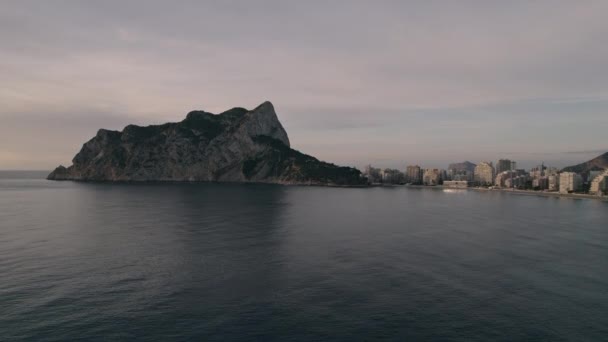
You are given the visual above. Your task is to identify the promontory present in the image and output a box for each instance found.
[47,101,366,186]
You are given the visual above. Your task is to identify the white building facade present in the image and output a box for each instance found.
[559,172,583,193]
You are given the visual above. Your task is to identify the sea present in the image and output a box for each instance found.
[1,171,607,341]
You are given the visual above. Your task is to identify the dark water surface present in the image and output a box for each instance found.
[1,172,607,341]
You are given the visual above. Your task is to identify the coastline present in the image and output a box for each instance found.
[8,173,608,199]
[403,185,608,202]
[466,186,608,201]
[372,183,608,201]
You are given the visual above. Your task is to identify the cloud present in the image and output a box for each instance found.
[1,1,608,169]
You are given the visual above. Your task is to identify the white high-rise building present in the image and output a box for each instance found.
[559,172,583,193]
[589,170,608,196]
[474,162,495,185]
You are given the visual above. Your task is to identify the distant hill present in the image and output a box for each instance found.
[448,161,476,172]
[561,152,608,174]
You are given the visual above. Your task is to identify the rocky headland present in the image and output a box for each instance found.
[48,101,366,186]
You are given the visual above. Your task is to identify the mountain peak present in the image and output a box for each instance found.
[241,101,289,147]
[252,101,274,113]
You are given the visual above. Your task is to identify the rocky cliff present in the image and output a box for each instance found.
[48,101,366,186]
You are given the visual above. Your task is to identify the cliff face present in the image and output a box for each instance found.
[48,101,365,186]
[562,152,608,174]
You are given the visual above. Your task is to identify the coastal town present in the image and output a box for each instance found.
[363,155,608,198]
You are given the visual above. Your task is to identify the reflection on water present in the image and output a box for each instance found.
[442,188,468,194]
[1,177,608,341]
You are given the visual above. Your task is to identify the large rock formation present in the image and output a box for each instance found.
[562,152,608,174]
[447,161,476,172]
[48,101,366,186]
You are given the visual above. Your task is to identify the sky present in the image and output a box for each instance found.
[1,1,608,170]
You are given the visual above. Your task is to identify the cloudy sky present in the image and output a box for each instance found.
[2,1,607,170]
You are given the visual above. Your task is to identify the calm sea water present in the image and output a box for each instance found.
[1,171,607,341]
